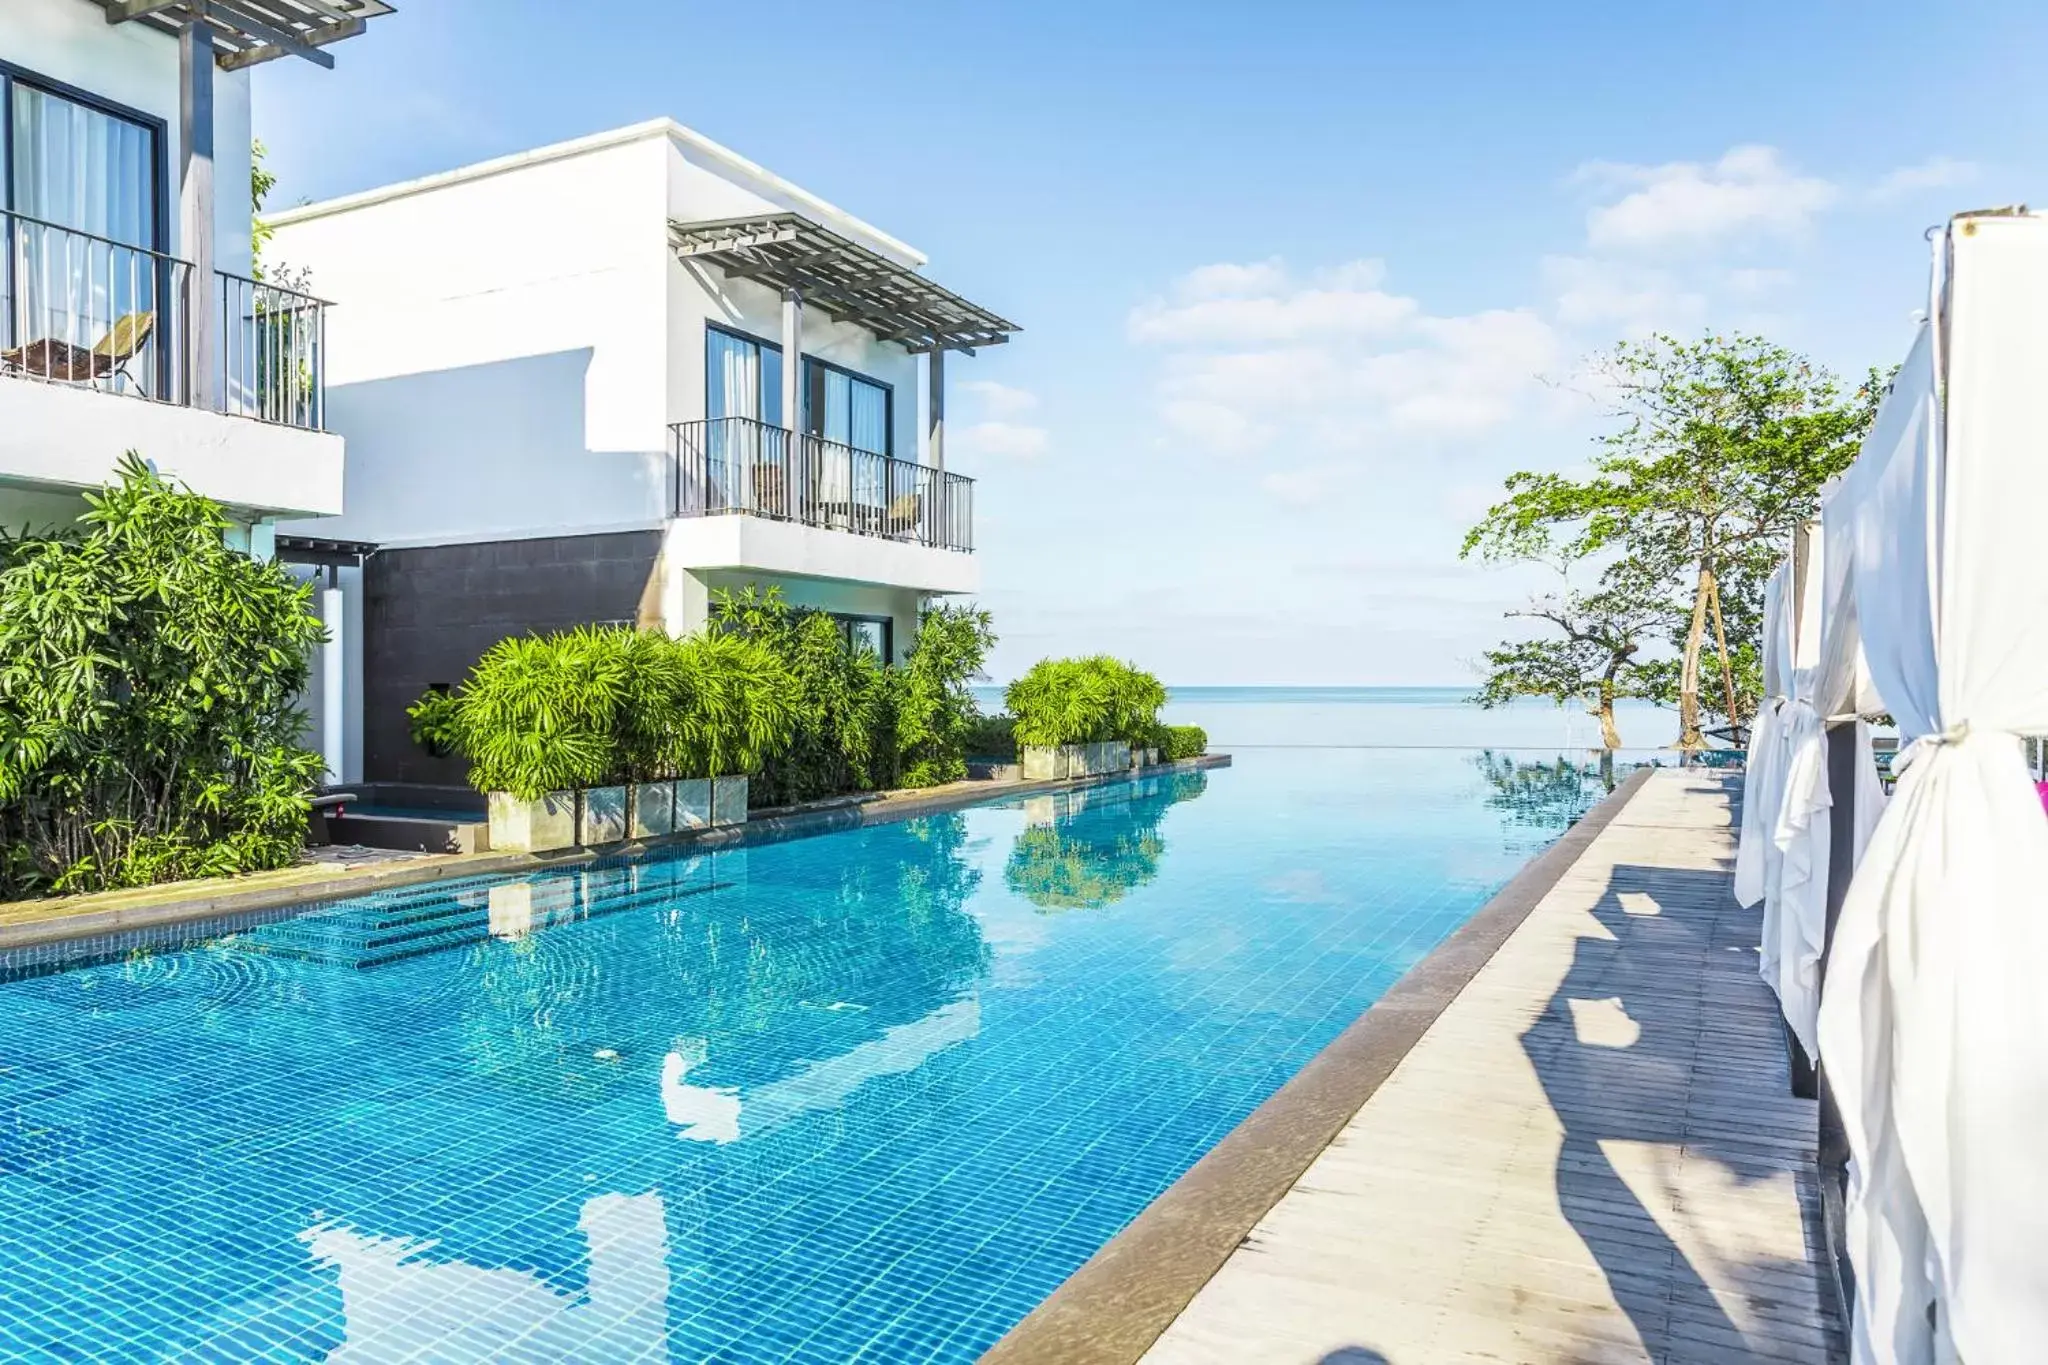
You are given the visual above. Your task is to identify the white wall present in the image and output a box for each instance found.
[267,132,674,546]
[1,0,254,276]
[0,378,343,515]
[663,137,922,464]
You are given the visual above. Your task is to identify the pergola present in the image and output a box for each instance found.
[90,0,393,395]
[93,0,394,70]
[671,212,1021,471]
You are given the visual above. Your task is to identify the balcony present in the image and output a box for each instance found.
[1,208,327,431]
[671,416,974,554]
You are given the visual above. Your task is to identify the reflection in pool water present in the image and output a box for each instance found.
[0,749,1611,1361]
[1004,771,1207,912]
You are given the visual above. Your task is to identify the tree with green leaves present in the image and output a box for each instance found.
[1472,569,1667,750]
[1463,333,1878,748]
[0,457,326,896]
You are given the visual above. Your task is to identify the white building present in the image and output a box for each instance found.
[266,119,1018,787]
[0,1,388,788]
[0,0,385,544]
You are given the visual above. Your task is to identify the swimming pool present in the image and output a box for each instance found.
[0,748,1616,1361]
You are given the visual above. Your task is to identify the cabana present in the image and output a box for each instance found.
[1789,210,2048,1363]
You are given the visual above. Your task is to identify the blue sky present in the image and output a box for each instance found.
[254,1,2048,684]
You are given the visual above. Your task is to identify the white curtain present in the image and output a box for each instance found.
[1735,567,1792,911]
[8,82,157,358]
[1818,216,2048,1364]
[1770,524,1833,1058]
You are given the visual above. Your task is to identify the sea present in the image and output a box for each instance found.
[972,685,1685,754]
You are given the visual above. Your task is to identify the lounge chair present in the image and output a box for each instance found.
[0,311,156,388]
[887,491,923,540]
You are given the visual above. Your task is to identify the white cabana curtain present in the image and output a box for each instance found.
[1769,526,1832,1058]
[1735,568,1792,911]
[1818,216,2048,1364]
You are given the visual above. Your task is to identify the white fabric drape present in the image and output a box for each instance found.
[1770,527,1831,1057]
[1818,216,2048,1365]
[8,81,158,356]
[1735,568,1792,911]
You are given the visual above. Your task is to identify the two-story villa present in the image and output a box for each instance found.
[0,0,387,779]
[267,120,1018,787]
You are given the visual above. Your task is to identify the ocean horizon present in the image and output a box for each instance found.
[971,684,1688,752]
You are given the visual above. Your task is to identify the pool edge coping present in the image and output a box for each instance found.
[979,763,1657,1365]
[0,755,1232,954]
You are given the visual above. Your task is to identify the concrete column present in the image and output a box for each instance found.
[780,289,801,435]
[179,21,217,410]
[927,347,945,472]
[321,579,346,786]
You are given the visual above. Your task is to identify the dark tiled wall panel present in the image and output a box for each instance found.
[363,531,662,784]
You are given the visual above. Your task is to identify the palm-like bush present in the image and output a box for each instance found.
[1006,656,1166,748]
[454,627,633,799]
[440,624,799,798]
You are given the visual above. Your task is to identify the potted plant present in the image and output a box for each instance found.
[458,628,629,853]
[1007,657,1163,780]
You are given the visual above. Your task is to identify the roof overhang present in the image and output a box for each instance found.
[670,213,1019,355]
[94,0,395,71]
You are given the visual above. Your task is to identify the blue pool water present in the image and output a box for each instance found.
[0,749,1618,1361]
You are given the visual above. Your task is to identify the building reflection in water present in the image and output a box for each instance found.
[303,1191,670,1361]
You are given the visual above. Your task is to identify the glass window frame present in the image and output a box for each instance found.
[703,321,784,426]
[801,354,894,458]
[0,60,167,249]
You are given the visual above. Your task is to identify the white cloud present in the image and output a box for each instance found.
[956,379,1039,419]
[1543,254,1705,335]
[951,381,1047,460]
[1133,260,1567,476]
[1575,145,1838,252]
[1128,258,1418,345]
[1869,156,1978,203]
[952,420,1048,461]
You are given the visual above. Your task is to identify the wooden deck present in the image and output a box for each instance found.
[1141,769,1840,1365]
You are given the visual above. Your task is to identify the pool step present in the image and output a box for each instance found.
[226,872,723,969]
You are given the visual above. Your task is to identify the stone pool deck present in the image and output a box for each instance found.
[989,767,1839,1365]
[0,756,1229,953]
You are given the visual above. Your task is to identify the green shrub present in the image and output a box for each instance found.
[444,624,799,799]
[1159,724,1207,760]
[406,687,461,757]
[452,626,633,799]
[965,713,1017,762]
[1005,656,1167,748]
[894,603,996,788]
[0,455,326,898]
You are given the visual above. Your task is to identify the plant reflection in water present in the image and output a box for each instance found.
[1003,770,1209,912]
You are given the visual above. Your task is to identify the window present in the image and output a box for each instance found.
[704,324,782,425]
[2,66,166,390]
[803,358,891,456]
[835,614,893,663]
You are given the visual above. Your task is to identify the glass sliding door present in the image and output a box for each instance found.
[803,360,892,531]
[703,325,786,515]
[3,74,166,396]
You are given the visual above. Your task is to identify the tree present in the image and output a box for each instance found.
[1464,334,1878,748]
[0,457,326,896]
[1472,569,1666,750]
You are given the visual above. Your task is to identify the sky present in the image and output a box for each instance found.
[253,1,2048,684]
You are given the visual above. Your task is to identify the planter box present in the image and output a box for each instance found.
[579,785,629,846]
[675,778,713,832]
[487,790,577,853]
[629,781,676,840]
[711,775,750,828]
[1022,741,1131,781]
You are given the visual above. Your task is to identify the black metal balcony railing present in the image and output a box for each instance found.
[0,208,327,432]
[671,416,975,553]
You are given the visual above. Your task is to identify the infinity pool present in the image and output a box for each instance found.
[0,749,1615,1361]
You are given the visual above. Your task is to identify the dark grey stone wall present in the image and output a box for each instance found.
[363,531,663,785]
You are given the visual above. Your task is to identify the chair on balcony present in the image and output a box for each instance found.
[887,491,923,541]
[0,311,156,389]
